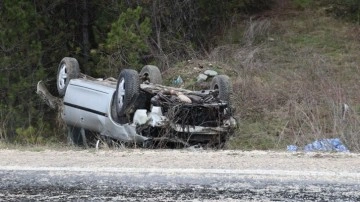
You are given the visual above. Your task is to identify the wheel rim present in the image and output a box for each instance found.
[58,64,67,90]
[117,78,125,110]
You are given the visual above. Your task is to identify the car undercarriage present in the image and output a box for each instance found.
[37,57,237,148]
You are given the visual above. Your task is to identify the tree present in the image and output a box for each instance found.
[0,0,46,142]
[0,0,103,143]
[0,0,275,143]
[97,6,152,76]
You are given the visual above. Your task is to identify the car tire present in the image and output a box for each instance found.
[67,126,87,146]
[115,69,140,123]
[57,57,80,97]
[140,65,162,84]
[210,75,232,103]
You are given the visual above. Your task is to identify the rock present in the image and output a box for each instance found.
[193,67,201,72]
[197,73,208,82]
[204,70,218,76]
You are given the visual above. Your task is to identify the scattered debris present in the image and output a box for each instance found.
[204,70,218,77]
[287,138,349,152]
[342,103,350,120]
[197,73,208,82]
[173,76,184,86]
[195,70,218,83]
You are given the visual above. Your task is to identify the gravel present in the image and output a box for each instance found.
[1,149,360,201]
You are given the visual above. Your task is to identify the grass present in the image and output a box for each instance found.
[0,140,113,152]
[0,140,64,151]
[188,5,360,151]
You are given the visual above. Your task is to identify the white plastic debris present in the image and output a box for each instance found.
[197,73,208,82]
[173,76,183,86]
[151,106,163,115]
[204,70,218,76]
[133,109,148,125]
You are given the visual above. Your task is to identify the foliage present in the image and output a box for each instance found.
[0,0,46,141]
[320,0,360,23]
[293,0,314,9]
[0,0,102,143]
[15,126,41,144]
[98,6,152,76]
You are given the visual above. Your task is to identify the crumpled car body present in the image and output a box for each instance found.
[56,57,236,146]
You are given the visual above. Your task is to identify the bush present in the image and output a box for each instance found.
[97,6,151,76]
[321,0,360,23]
[293,0,314,9]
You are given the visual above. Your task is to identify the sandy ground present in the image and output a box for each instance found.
[1,148,359,174]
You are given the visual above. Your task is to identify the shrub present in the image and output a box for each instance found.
[98,6,152,76]
[321,0,360,23]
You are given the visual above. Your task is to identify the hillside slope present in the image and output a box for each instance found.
[165,3,360,151]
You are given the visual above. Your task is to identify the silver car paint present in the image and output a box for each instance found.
[63,79,148,143]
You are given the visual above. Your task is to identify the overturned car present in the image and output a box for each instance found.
[40,57,236,147]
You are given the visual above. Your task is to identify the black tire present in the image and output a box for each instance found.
[140,65,162,84]
[115,69,140,123]
[67,126,87,146]
[57,57,80,97]
[210,75,232,103]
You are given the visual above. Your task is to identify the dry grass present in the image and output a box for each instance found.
[204,8,360,151]
[0,109,10,141]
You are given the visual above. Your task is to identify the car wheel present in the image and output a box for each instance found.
[210,75,232,103]
[57,57,80,97]
[67,126,87,147]
[115,69,140,123]
[140,65,162,84]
